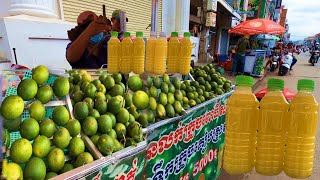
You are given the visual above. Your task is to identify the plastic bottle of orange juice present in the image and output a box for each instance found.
[146,31,157,73]
[154,32,167,75]
[132,32,145,74]
[256,78,289,176]
[284,79,319,178]
[223,75,259,175]
[107,31,121,74]
[179,32,192,75]
[167,32,180,74]
[120,32,133,74]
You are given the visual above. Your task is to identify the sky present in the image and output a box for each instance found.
[283,0,320,41]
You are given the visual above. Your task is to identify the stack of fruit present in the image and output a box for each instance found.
[189,64,232,97]
[253,56,264,75]
[1,63,233,179]
[146,74,184,120]
[145,64,231,116]
[1,66,94,180]
[68,71,145,156]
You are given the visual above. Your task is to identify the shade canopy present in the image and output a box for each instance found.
[255,88,296,100]
[229,18,286,35]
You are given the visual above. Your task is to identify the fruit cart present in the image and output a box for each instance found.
[244,50,266,77]
[50,91,232,180]
[1,64,233,180]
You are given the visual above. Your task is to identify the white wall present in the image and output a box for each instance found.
[1,16,74,69]
[162,0,176,36]
[162,0,191,36]
[175,0,190,35]
[0,1,10,17]
[0,20,12,61]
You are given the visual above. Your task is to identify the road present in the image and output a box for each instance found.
[220,52,320,180]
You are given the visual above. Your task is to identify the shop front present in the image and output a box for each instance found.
[216,0,241,55]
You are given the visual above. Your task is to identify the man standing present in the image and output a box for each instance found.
[232,34,251,76]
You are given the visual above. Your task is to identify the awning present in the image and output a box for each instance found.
[217,0,241,20]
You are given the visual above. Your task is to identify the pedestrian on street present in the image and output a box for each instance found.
[231,34,251,76]
[286,43,299,70]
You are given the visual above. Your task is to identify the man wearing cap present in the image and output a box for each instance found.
[110,9,128,41]
[232,34,251,76]
[66,10,127,69]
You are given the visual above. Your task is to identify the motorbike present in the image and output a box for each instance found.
[297,49,302,54]
[278,53,293,76]
[310,50,319,66]
[270,54,280,72]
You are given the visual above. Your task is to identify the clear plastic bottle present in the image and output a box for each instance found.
[107,31,121,74]
[223,75,259,175]
[179,32,192,75]
[284,79,319,178]
[132,32,145,74]
[256,78,289,176]
[146,31,157,73]
[154,32,167,75]
[167,32,180,74]
[120,32,133,74]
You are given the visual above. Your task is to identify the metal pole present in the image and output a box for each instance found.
[257,0,262,18]
[243,0,249,21]
[119,11,127,32]
[151,0,159,34]
[13,48,18,64]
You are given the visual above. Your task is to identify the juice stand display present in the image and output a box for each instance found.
[0,31,234,180]
[1,31,318,180]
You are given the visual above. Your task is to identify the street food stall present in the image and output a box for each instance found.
[243,49,266,77]
[228,18,286,77]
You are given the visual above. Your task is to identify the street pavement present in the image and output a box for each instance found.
[219,52,320,180]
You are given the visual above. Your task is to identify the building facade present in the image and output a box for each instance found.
[62,0,163,38]
[0,0,242,68]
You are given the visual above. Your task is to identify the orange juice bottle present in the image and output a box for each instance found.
[284,79,319,178]
[120,32,133,74]
[154,32,167,75]
[146,31,157,73]
[223,75,259,174]
[179,32,192,75]
[167,32,180,74]
[107,31,121,74]
[256,78,289,176]
[132,32,145,74]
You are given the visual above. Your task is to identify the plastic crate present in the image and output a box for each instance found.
[8,106,54,148]
[22,70,58,86]
[5,87,17,97]
[22,70,32,79]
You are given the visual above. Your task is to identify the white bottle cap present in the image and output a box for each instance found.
[160,32,166,37]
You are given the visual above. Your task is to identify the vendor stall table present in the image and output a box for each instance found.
[244,50,266,77]
[1,68,233,180]
[51,91,233,180]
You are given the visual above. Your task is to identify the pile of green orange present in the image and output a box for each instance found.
[68,70,144,156]
[144,66,232,119]
[145,74,184,121]
[1,66,93,180]
[190,64,232,96]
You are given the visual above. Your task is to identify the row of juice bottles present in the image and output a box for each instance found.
[224,76,319,179]
[107,31,193,75]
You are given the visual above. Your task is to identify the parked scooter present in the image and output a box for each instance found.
[278,52,293,76]
[297,48,302,54]
[270,54,280,72]
[310,50,319,66]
